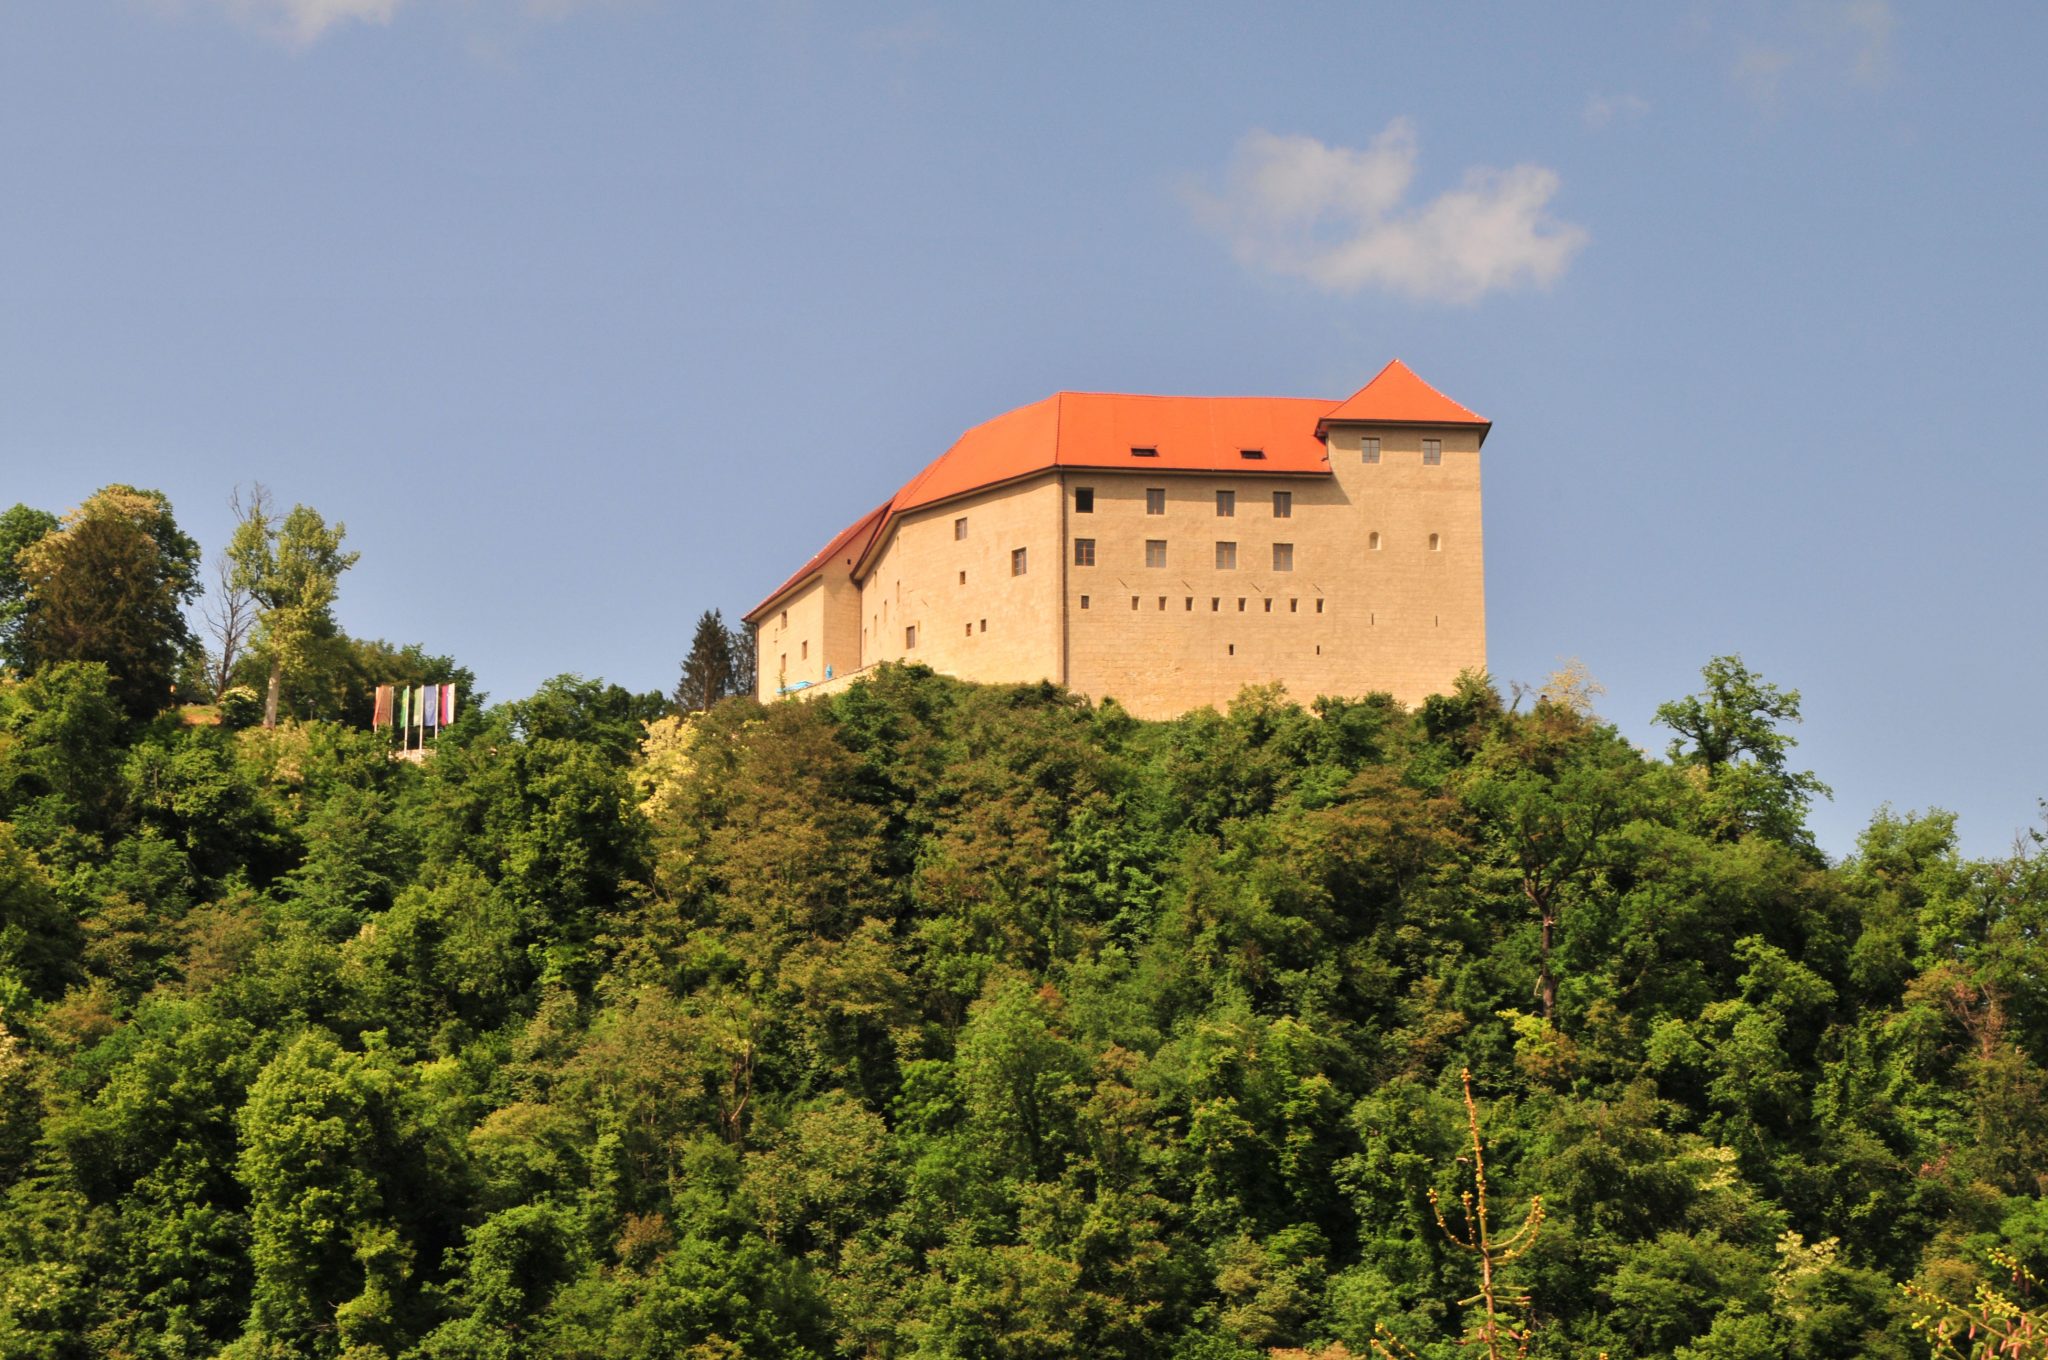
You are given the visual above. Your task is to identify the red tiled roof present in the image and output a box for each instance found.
[1317,358,1489,435]
[748,365,1482,622]
[889,391,1336,515]
[743,501,889,623]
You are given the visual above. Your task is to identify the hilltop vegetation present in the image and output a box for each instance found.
[2,641,2045,1358]
[1,473,2043,1358]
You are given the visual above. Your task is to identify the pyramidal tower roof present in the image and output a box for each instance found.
[1317,359,1489,438]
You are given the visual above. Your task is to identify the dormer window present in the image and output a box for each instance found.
[1131,446,1159,458]
[1240,448,1265,460]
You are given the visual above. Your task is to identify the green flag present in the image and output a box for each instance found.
[399,684,410,731]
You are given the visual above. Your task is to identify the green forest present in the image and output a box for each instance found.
[3,486,2047,1358]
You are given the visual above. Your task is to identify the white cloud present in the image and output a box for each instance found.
[1192,121,1588,307]
[1582,92,1650,130]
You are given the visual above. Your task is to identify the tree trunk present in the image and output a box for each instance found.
[263,662,281,728]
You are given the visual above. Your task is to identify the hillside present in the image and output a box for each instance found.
[1,659,2043,1358]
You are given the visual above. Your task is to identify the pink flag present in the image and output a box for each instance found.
[441,684,457,725]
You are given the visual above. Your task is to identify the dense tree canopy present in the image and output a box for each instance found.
[1,652,2044,1358]
[8,486,201,718]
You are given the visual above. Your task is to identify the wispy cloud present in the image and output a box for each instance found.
[156,0,616,49]
[1191,120,1588,307]
[1723,0,1897,110]
[1582,92,1650,130]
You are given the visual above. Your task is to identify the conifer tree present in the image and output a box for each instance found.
[675,608,739,712]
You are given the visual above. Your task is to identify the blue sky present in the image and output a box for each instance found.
[2,1,2043,858]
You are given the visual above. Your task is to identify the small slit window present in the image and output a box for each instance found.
[1263,598,1273,613]
[1074,538,1096,567]
[1237,598,1246,612]
[979,618,987,632]
[1369,531,1381,551]
[1423,438,1442,465]
[1316,599,1325,614]
[1074,487,1094,513]
[904,625,917,649]
[1130,596,1140,610]
[1080,595,1090,610]
[1429,533,1441,552]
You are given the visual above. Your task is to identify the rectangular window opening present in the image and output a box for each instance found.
[1215,489,1235,517]
[1145,487,1166,515]
[1145,539,1167,568]
[1423,438,1443,465]
[1012,547,1028,576]
[1361,437,1381,464]
[1074,538,1096,567]
[1131,445,1159,458]
[1273,542,1294,572]
[1074,486,1094,513]
[1131,596,1140,611]
[1215,541,1237,570]
[1080,596,1090,610]
[1237,598,1246,612]
[904,625,917,649]
[1157,596,1167,610]
[1316,599,1325,614]
[1240,448,1265,460]
[1263,598,1273,613]
[1184,597,1193,610]
[1272,490,1292,518]
[954,517,968,540]
[979,618,987,632]
[1289,598,1298,613]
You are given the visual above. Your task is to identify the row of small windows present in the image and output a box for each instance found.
[1080,595,1327,615]
[1357,437,1442,464]
[1073,487,1293,517]
[1072,539,1296,571]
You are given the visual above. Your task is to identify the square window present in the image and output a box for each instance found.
[1273,542,1294,571]
[1216,489,1235,517]
[905,625,917,649]
[1215,541,1237,570]
[1146,539,1167,568]
[1012,547,1028,576]
[1074,538,1096,567]
[1146,487,1166,515]
[1361,437,1380,464]
[1272,490,1292,518]
[1075,486,1094,513]
[1423,438,1442,465]
[954,517,968,539]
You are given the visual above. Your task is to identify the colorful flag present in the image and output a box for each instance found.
[399,684,410,731]
[372,684,392,729]
[422,684,440,728]
[440,684,457,726]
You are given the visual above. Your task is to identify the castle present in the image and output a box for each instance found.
[743,360,1490,720]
